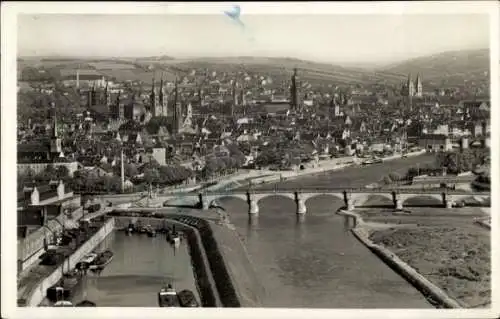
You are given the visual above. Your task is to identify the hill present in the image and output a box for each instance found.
[17,49,490,87]
[377,48,489,83]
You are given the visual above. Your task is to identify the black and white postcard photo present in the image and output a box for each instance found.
[1,2,498,319]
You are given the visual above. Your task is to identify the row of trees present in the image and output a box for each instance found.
[199,143,247,180]
[435,149,488,175]
[404,149,490,180]
[18,165,71,191]
[137,162,195,186]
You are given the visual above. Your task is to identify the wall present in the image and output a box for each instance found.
[25,217,115,306]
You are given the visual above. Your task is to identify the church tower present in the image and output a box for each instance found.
[172,77,182,134]
[150,76,159,116]
[290,68,299,111]
[159,75,168,117]
[50,109,62,154]
[231,80,239,116]
[415,73,423,97]
[407,73,415,97]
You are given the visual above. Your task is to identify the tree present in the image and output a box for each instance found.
[55,165,70,181]
[143,168,160,185]
[388,172,401,182]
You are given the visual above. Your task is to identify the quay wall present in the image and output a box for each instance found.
[26,217,115,307]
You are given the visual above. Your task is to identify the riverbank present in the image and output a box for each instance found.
[17,217,115,306]
[338,208,490,308]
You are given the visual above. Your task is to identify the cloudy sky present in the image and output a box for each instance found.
[18,13,490,65]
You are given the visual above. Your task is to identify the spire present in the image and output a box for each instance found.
[52,107,58,138]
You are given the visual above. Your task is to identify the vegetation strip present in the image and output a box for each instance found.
[338,210,463,309]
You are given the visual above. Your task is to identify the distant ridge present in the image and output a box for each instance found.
[377,48,489,80]
[18,48,490,85]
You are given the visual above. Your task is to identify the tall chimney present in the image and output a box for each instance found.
[76,69,80,88]
[121,150,125,193]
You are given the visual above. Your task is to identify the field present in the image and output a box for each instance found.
[17,48,489,86]
[358,206,490,308]
[89,62,136,70]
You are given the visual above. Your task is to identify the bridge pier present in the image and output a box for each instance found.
[295,192,307,216]
[199,193,210,210]
[445,200,454,209]
[395,199,403,210]
[346,199,355,211]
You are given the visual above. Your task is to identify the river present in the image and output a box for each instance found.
[75,154,436,307]
[220,154,437,308]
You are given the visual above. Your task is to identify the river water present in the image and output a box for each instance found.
[220,154,437,308]
[74,154,436,307]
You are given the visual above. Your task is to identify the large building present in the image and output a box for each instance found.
[150,76,169,117]
[17,113,78,176]
[401,73,423,98]
[418,134,452,152]
[290,68,301,111]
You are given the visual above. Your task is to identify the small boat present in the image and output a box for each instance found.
[76,253,98,270]
[89,250,114,270]
[126,223,135,235]
[147,229,157,237]
[167,226,181,246]
[46,286,66,303]
[158,284,180,307]
[76,300,97,307]
[54,300,73,307]
[178,289,199,307]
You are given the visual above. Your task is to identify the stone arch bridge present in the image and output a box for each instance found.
[162,188,490,217]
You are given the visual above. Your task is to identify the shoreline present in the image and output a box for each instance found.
[337,209,487,309]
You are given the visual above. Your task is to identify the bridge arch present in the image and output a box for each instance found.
[254,192,296,204]
[401,193,443,206]
[359,193,395,207]
[208,194,248,208]
[300,192,344,203]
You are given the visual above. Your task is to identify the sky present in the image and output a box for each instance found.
[17,13,490,65]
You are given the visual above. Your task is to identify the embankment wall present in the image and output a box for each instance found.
[26,217,115,307]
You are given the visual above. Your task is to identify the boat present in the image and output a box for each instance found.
[126,223,135,235]
[138,225,148,234]
[46,286,66,303]
[167,226,181,246]
[362,159,374,165]
[53,300,73,307]
[158,284,180,307]
[89,250,114,270]
[75,300,97,307]
[145,225,157,237]
[177,289,199,307]
[75,253,98,270]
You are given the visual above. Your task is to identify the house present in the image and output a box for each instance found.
[418,134,452,152]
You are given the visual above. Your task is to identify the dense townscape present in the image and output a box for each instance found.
[17,53,491,196]
[16,49,491,309]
